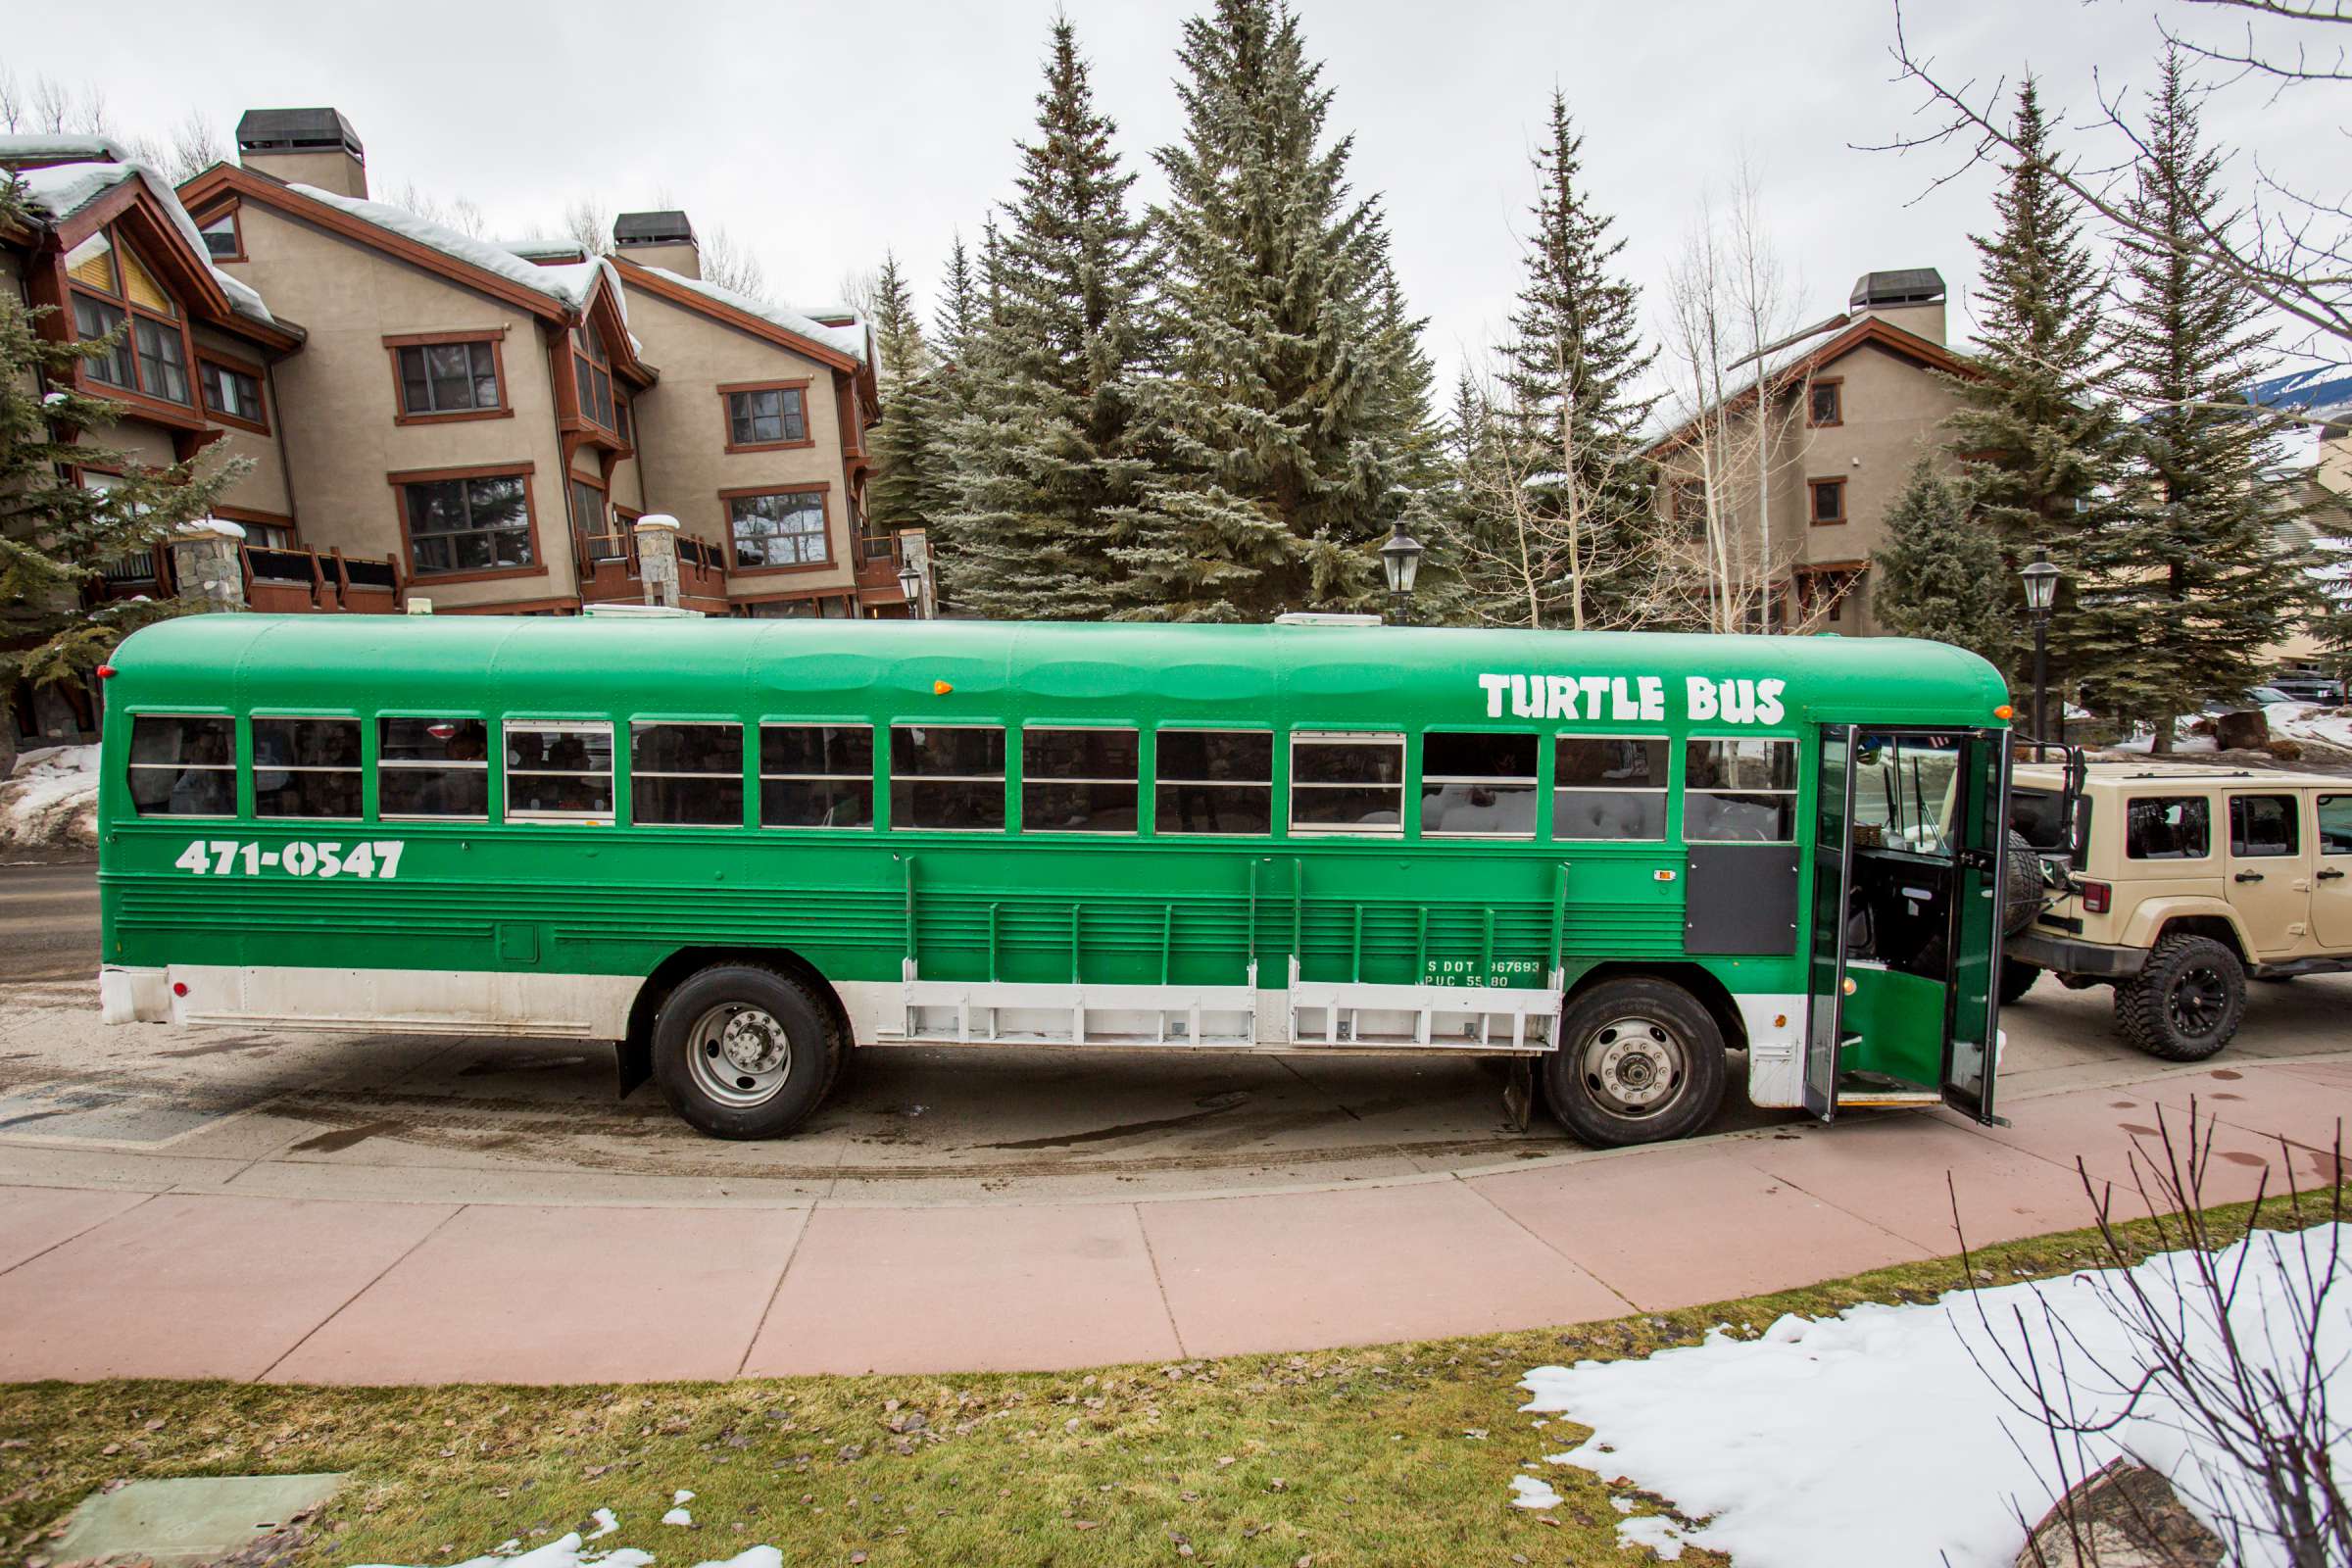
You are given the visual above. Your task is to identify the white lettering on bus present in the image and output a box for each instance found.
[1478,672,1774,724]
[174,839,406,879]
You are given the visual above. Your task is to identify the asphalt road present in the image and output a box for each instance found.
[7,857,2349,1203]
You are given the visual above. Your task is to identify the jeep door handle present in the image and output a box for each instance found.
[2235,871,2266,883]
[2321,868,2347,881]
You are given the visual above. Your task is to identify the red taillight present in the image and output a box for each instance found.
[172,981,188,997]
[2080,880,2112,914]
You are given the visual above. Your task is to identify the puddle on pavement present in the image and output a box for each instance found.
[0,1081,276,1143]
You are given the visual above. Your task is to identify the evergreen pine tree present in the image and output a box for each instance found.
[1870,458,2014,667]
[866,250,930,391]
[1474,90,1658,630]
[1944,78,2121,693]
[1115,0,1438,620]
[2082,48,2307,744]
[936,18,1162,621]
[904,235,982,599]
[866,250,942,543]
[0,176,246,779]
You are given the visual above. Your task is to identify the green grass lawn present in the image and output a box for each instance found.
[2,1189,2332,1568]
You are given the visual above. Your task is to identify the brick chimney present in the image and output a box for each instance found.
[1848,269,1945,345]
[235,108,367,198]
[613,210,699,280]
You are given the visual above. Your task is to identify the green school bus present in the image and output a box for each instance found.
[94,612,2018,1146]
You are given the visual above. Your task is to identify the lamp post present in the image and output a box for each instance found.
[897,562,926,620]
[1380,520,1424,625]
[2020,553,2060,740]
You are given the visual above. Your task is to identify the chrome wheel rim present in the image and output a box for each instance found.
[687,1004,794,1108]
[2167,965,2230,1038]
[1581,1015,1687,1118]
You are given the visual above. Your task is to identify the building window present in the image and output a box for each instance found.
[724,383,810,449]
[1420,731,1538,838]
[727,489,829,569]
[614,391,632,445]
[1808,379,1842,427]
[252,717,362,819]
[631,722,744,827]
[1553,736,1668,841]
[393,339,503,417]
[1685,737,1797,843]
[760,724,874,828]
[1794,569,1861,626]
[199,360,268,430]
[573,319,615,431]
[74,295,133,389]
[891,725,1005,831]
[131,318,190,405]
[67,232,192,406]
[126,714,235,817]
[398,470,535,576]
[1667,476,1708,534]
[198,209,240,261]
[1290,731,1404,836]
[570,477,616,561]
[1155,729,1272,837]
[505,720,614,823]
[378,717,489,818]
[1809,478,1847,525]
[1022,727,1139,834]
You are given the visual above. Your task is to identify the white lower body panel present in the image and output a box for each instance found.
[103,962,639,1039]
[1734,993,1808,1108]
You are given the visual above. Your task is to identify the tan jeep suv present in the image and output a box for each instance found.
[2006,762,2352,1059]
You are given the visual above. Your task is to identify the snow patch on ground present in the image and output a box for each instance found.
[1518,1224,2352,1568]
[1506,1474,1560,1509]
[352,1513,787,1568]
[1615,1513,1688,1559]
[585,1509,617,1540]
[2268,702,2352,753]
[660,1508,693,1527]
[1,745,98,850]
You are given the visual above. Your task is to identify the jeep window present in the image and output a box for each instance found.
[2011,787,2085,854]
[2229,794,2300,858]
[2125,797,2210,860]
[2321,795,2352,856]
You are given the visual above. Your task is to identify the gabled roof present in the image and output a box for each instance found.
[1646,315,1978,456]
[4,152,297,347]
[612,255,874,400]
[178,164,651,378]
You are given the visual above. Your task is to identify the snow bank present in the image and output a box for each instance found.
[1518,1224,2352,1568]
[1,745,98,850]
[2268,701,2352,753]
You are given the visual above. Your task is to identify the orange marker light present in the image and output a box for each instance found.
[933,679,954,696]
[1993,704,2014,720]
[94,664,117,680]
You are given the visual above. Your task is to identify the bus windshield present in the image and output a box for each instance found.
[1853,733,1961,858]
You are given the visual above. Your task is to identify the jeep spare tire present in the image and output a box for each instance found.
[2002,829,2045,937]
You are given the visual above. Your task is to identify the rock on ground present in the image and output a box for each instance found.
[2016,1461,2224,1568]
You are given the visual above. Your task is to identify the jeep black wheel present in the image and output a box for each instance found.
[1998,959,2041,1005]
[2114,934,2244,1062]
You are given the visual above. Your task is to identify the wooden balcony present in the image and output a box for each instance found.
[91,542,406,613]
[573,529,731,614]
[854,527,929,613]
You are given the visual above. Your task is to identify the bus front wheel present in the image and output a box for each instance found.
[653,964,843,1139]
[1543,978,1728,1148]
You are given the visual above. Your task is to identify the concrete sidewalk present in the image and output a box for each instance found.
[1,1058,2343,1385]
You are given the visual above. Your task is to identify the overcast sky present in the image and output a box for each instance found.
[14,0,2342,387]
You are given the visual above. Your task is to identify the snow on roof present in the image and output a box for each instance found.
[636,266,867,364]
[9,157,278,328]
[1641,317,1849,447]
[289,183,623,323]
[0,133,134,165]
[2251,365,2352,427]
[494,236,589,262]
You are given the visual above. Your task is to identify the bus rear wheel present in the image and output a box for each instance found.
[1543,978,1727,1148]
[654,963,843,1139]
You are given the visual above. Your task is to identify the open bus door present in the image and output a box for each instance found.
[1938,728,2007,1124]
[1803,724,1859,1121]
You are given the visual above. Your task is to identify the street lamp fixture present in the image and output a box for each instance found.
[897,563,926,619]
[1380,521,1424,625]
[2020,553,2060,740]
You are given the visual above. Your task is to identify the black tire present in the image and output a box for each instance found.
[1543,977,1728,1148]
[2113,934,2245,1062]
[653,963,843,1139]
[1998,958,2041,1005]
[2002,829,2047,938]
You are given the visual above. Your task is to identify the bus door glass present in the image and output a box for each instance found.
[1939,730,2006,1123]
[1803,724,1859,1120]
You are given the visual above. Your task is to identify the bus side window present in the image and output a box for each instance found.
[1552,736,1667,841]
[505,720,614,823]
[632,722,743,827]
[1684,737,1797,843]
[1023,727,1138,834]
[1155,730,1271,836]
[254,717,362,819]
[760,725,874,829]
[379,717,489,818]
[1420,731,1537,838]
[1291,731,1404,836]
[127,714,236,816]
[891,725,1005,831]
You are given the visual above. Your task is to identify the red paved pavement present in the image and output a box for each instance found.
[0,1060,2342,1385]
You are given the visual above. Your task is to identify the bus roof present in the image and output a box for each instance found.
[106,614,2011,730]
